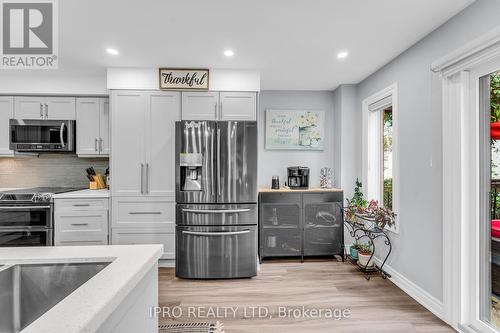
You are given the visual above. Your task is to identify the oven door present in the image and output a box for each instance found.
[0,204,52,229]
[0,229,52,246]
[9,119,74,152]
[176,225,257,279]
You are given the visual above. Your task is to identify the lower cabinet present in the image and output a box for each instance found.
[259,191,344,260]
[54,198,109,246]
[111,197,175,259]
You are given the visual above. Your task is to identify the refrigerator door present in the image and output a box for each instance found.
[176,225,258,279]
[176,203,257,226]
[216,121,258,203]
[175,121,217,203]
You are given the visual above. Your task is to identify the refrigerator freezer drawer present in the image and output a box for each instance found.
[176,203,257,226]
[176,225,257,279]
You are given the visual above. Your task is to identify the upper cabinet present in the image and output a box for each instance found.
[0,97,14,157]
[181,91,257,121]
[76,98,109,157]
[219,92,257,121]
[181,92,219,120]
[14,96,76,120]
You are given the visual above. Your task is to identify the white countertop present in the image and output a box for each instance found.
[52,189,110,199]
[0,244,163,333]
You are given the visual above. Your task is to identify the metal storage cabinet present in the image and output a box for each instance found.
[259,190,343,261]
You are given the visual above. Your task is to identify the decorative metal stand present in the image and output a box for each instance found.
[343,215,392,280]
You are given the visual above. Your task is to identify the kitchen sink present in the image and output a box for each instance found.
[0,262,110,332]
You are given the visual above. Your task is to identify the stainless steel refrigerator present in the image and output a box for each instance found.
[175,121,258,279]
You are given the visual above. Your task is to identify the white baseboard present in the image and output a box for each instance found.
[344,243,444,319]
[158,259,175,268]
[373,258,445,320]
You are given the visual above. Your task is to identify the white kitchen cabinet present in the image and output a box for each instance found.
[111,90,180,197]
[0,97,14,157]
[181,91,257,121]
[54,198,109,246]
[219,92,257,120]
[112,227,175,260]
[76,97,110,157]
[181,91,219,120]
[14,96,75,120]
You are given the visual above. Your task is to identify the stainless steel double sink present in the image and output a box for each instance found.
[0,262,110,332]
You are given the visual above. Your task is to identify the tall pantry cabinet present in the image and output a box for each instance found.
[110,90,179,259]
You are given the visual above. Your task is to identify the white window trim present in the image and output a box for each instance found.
[436,24,500,333]
[362,82,399,234]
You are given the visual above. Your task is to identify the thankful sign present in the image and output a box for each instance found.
[159,68,209,90]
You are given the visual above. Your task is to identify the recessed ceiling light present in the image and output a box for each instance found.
[224,49,235,57]
[337,51,349,59]
[106,48,119,56]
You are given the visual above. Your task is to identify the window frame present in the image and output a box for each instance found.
[362,83,399,233]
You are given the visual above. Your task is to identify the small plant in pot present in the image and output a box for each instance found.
[349,243,361,260]
[345,179,368,222]
[358,243,374,268]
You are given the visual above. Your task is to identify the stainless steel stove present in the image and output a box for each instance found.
[0,187,83,247]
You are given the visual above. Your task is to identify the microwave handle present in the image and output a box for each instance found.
[60,122,66,148]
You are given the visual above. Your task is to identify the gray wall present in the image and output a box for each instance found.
[258,91,335,188]
[352,0,500,302]
[0,155,108,188]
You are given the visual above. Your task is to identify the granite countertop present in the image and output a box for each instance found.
[52,188,110,199]
[259,187,343,193]
[0,244,163,333]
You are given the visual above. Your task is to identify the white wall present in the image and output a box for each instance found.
[352,0,500,304]
[0,72,107,95]
[258,90,335,188]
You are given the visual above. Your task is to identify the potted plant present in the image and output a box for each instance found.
[350,243,361,260]
[345,179,368,222]
[358,243,374,268]
[364,200,397,229]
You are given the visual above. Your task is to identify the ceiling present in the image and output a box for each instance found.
[53,0,474,90]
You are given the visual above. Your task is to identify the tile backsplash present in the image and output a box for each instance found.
[0,154,109,188]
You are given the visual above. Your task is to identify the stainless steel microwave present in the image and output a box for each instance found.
[9,119,75,152]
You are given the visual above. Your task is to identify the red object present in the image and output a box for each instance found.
[493,220,500,239]
[491,122,500,140]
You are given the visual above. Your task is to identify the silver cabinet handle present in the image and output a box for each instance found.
[128,211,161,215]
[146,163,149,194]
[217,128,221,196]
[140,163,144,194]
[71,223,89,226]
[214,102,217,118]
[99,138,103,153]
[182,208,251,214]
[183,230,250,236]
[60,122,66,148]
[44,103,48,118]
[73,204,90,207]
[95,138,98,152]
[40,103,43,118]
[219,102,223,119]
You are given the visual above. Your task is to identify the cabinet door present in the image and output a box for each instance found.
[76,98,101,156]
[54,210,108,245]
[219,92,256,121]
[111,91,146,196]
[0,97,14,156]
[181,91,218,120]
[14,96,44,119]
[112,227,175,259]
[146,92,180,197]
[99,98,110,155]
[46,97,76,120]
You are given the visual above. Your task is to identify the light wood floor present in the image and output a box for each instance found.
[158,260,454,333]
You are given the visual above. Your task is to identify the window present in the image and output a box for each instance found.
[362,83,398,232]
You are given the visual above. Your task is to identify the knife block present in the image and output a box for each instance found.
[89,173,106,190]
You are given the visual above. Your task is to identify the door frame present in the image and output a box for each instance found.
[433,25,500,332]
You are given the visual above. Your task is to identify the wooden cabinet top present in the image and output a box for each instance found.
[259,187,343,193]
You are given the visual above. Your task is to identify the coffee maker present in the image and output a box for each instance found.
[287,167,310,190]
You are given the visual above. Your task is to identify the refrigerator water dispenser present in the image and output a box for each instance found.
[180,153,203,191]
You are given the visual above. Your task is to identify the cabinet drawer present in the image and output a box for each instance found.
[112,228,175,259]
[113,198,175,228]
[55,211,108,244]
[55,198,109,211]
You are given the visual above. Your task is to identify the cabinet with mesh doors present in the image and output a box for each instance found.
[259,191,344,261]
